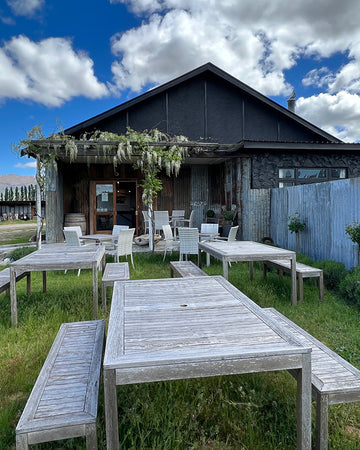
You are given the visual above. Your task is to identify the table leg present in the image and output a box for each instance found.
[26,273,31,295]
[10,267,17,326]
[104,368,119,450]
[249,262,254,281]
[222,258,229,280]
[92,262,98,319]
[296,352,312,449]
[198,249,203,268]
[42,271,47,293]
[290,256,297,306]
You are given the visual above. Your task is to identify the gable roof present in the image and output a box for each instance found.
[65,62,341,144]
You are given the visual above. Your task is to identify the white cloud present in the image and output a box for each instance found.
[0,35,109,106]
[7,0,43,17]
[109,0,360,96]
[296,92,360,142]
[107,0,360,141]
[15,161,36,169]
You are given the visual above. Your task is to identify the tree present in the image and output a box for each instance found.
[345,221,360,266]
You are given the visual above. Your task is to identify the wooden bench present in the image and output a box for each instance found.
[264,307,360,449]
[170,260,208,278]
[101,262,130,311]
[16,320,105,449]
[0,267,30,297]
[263,259,324,301]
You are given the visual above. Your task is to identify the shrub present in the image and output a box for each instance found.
[223,211,234,222]
[316,259,348,291]
[10,246,36,261]
[345,221,360,245]
[288,212,306,234]
[339,267,360,304]
[206,209,215,218]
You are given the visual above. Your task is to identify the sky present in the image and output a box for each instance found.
[2,0,360,176]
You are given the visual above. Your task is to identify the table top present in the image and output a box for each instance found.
[104,276,309,379]
[10,244,105,271]
[198,240,295,261]
[81,234,113,242]
[102,262,130,282]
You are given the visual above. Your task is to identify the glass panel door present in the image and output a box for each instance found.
[95,183,115,232]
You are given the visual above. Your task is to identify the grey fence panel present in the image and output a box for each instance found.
[242,189,271,241]
[270,178,360,269]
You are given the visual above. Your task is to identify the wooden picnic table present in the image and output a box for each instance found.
[9,244,105,326]
[81,233,113,243]
[103,275,312,449]
[198,240,297,305]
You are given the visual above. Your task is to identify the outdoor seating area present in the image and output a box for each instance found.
[1,221,360,449]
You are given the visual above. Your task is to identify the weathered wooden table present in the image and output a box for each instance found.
[103,276,311,449]
[101,262,130,311]
[10,244,105,326]
[81,233,113,244]
[198,240,297,305]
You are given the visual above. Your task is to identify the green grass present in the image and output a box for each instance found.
[1,252,360,448]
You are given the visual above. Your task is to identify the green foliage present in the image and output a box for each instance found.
[345,221,360,245]
[339,267,360,304]
[206,209,215,218]
[10,246,36,261]
[223,211,234,222]
[288,212,306,234]
[316,259,348,291]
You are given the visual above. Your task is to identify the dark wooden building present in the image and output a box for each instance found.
[26,63,360,242]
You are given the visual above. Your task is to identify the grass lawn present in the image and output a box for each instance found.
[1,251,360,449]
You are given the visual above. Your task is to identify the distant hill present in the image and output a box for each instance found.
[0,174,36,195]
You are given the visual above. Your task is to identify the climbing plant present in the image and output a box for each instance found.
[13,125,190,249]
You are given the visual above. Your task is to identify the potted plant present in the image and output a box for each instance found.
[288,212,306,252]
[345,221,360,266]
[221,211,235,237]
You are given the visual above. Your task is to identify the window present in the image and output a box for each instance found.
[278,167,347,187]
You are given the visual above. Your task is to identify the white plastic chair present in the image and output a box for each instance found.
[63,229,83,276]
[105,225,130,251]
[215,226,239,267]
[181,210,195,228]
[200,223,219,236]
[162,224,180,261]
[154,211,170,235]
[171,210,185,237]
[63,226,82,238]
[142,211,150,234]
[200,223,219,266]
[178,227,199,262]
[105,228,135,268]
[216,225,239,242]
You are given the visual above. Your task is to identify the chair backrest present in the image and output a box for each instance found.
[172,210,185,218]
[188,210,195,228]
[116,228,135,256]
[112,225,129,236]
[200,223,219,234]
[142,210,149,222]
[178,227,199,255]
[63,229,82,246]
[227,226,239,242]
[162,224,174,241]
[63,226,82,238]
[154,211,170,228]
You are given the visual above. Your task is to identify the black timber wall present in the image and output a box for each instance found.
[72,72,323,144]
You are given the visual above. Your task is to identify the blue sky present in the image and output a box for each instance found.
[1,0,360,176]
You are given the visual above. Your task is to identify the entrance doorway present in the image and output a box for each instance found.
[93,180,138,233]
